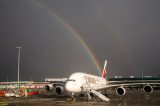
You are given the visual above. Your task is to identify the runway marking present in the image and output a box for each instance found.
[0,102,8,106]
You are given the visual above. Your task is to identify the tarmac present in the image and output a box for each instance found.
[0,89,160,106]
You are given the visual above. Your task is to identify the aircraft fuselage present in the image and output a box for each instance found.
[65,72,108,93]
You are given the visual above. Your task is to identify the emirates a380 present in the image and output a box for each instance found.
[45,60,160,102]
[65,60,159,102]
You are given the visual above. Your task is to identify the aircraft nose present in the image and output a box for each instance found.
[65,82,75,92]
[65,81,81,93]
[65,82,72,92]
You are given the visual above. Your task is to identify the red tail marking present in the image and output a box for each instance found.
[102,69,106,78]
[101,60,107,78]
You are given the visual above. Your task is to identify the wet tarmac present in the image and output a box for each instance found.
[0,90,160,106]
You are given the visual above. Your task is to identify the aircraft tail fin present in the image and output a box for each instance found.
[102,60,107,78]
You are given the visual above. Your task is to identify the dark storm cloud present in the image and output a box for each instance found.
[0,0,160,81]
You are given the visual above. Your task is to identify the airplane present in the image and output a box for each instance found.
[44,61,124,96]
[65,60,160,102]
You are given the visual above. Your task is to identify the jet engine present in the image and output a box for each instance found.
[116,87,126,96]
[55,86,65,95]
[44,84,54,92]
[143,85,153,93]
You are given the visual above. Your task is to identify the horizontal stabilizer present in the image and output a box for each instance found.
[90,89,110,102]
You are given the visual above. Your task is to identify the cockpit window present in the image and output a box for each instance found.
[67,79,75,81]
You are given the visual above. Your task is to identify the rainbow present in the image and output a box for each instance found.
[32,1,102,75]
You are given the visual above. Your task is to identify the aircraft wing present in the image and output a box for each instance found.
[92,82,160,91]
[90,89,110,102]
[0,81,34,84]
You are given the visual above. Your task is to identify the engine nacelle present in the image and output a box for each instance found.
[44,84,54,92]
[55,86,65,95]
[143,85,153,93]
[116,87,126,96]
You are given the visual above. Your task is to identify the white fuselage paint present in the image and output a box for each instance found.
[65,72,108,93]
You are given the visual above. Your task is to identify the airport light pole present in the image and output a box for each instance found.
[16,47,22,89]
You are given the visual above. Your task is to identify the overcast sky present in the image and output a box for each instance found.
[0,0,160,81]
